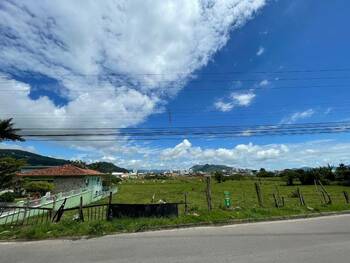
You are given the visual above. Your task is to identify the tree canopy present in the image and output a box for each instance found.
[0,118,24,142]
[0,157,26,190]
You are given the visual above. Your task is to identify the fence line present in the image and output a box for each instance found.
[0,187,118,225]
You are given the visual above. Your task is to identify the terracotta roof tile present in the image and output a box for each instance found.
[17,164,103,177]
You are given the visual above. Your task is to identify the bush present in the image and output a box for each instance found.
[280,169,299,186]
[213,171,224,183]
[24,181,54,196]
[256,168,275,178]
[102,174,121,187]
[0,192,15,202]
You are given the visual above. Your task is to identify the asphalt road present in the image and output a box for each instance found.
[1,215,350,263]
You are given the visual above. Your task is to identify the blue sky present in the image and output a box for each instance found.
[1,0,350,170]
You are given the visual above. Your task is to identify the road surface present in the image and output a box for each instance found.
[1,214,350,263]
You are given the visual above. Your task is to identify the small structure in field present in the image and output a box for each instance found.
[17,164,104,195]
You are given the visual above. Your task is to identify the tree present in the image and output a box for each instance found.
[88,162,128,173]
[0,118,24,142]
[256,168,275,178]
[24,181,54,196]
[317,165,335,181]
[213,171,224,183]
[0,157,26,190]
[70,160,87,169]
[102,174,121,188]
[280,169,299,186]
[335,163,350,181]
[298,168,331,185]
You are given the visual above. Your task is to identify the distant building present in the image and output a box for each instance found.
[17,164,104,195]
[112,172,129,179]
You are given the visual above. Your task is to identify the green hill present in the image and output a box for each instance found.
[0,150,128,173]
[88,162,129,173]
[0,149,69,166]
[190,164,234,173]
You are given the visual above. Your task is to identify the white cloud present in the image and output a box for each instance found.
[256,46,265,56]
[280,109,315,124]
[215,91,256,112]
[214,101,234,112]
[231,92,256,106]
[135,139,350,170]
[259,79,269,86]
[6,138,350,170]
[0,0,267,154]
[0,142,37,153]
[161,139,192,160]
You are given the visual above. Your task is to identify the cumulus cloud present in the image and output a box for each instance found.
[0,142,37,153]
[231,92,256,106]
[214,91,256,112]
[280,109,315,124]
[0,0,267,151]
[214,101,234,112]
[6,138,350,170]
[259,79,269,86]
[149,139,350,170]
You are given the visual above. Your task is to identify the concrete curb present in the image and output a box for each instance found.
[2,210,350,242]
[140,210,350,232]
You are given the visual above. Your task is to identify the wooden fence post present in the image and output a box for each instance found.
[318,180,332,204]
[184,192,189,215]
[273,193,279,208]
[297,187,306,206]
[22,198,30,225]
[254,182,264,207]
[106,191,113,221]
[205,176,212,211]
[79,196,84,222]
[52,198,66,223]
[343,191,349,204]
[314,180,325,204]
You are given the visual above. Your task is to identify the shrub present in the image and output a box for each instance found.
[0,192,15,202]
[280,169,299,186]
[213,171,224,183]
[24,181,54,196]
[102,174,121,187]
[256,168,275,178]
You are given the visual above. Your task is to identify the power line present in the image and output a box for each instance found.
[15,121,350,141]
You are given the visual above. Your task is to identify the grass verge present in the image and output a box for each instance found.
[1,177,350,241]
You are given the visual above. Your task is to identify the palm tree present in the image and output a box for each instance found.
[0,118,24,142]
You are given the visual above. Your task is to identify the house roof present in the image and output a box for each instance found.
[17,164,103,177]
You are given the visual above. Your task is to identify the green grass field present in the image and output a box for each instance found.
[111,177,350,214]
[1,177,350,240]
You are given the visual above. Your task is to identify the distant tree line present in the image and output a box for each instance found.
[280,164,350,186]
[212,164,350,186]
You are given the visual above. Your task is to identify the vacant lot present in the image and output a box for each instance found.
[110,177,350,217]
[1,177,350,240]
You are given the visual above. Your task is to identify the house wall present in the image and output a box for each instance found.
[53,177,87,193]
[53,176,103,194]
[21,175,103,194]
